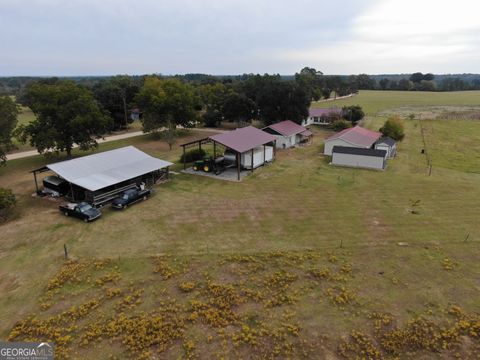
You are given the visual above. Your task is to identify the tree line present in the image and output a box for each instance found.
[2,67,359,160]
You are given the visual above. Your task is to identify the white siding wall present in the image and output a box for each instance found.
[375,143,397,158]
[324,138,361,155]
[275,134,298,149]
[302,117,314,126]
[332,153,385,170]
[241,146,274,169]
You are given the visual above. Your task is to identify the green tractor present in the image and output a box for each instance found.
[193,156,214,172]
[193,156,224,174]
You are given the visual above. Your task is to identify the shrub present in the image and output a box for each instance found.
[330,119,352,132]
[380,116,405,141]
[179,148,207,163]
[0,187,16,221]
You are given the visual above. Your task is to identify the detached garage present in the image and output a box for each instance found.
[332,146,387,170]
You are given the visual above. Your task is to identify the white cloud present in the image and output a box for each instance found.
[279,0,480,73]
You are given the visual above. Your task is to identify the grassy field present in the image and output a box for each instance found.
[1,92,480,359]
[312,90,480,115]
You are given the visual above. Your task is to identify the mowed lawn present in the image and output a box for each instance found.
[1,95,480,358]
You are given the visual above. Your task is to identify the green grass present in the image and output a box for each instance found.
[312,90,480,115]
[1,92,480,358]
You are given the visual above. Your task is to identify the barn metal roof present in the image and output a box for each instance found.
[325,126,381,147]
[47,146,173,191]
[209,126,277,153]
[332,146,386,158]
[265,120,308,137]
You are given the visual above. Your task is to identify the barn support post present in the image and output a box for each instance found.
[263,145,266,166]
[236,152,240,181]
[273,141,277,159]
[182,146,186,170]
[33,171,39,194]
[70,183,75,202]
[213,141,216,159]
[251,148,254,173]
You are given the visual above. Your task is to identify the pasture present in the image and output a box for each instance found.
[0,91,480,359]
[312,90,480,115]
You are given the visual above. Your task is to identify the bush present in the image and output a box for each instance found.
[330,119,352,132]
[380,116,405,141]
[0,187,16,221]
[180,148,207,163]
[342,105,365,124]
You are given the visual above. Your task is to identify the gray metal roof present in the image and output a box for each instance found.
[332,146,386,158]
[376,136,396,147]
[47,146,173,191]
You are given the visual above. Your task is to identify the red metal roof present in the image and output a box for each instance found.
[309,108,342,117]
[266,120,307,137]
[209,126,277,153]
[325,126,381,147]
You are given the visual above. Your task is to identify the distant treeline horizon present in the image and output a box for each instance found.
[1,72,480,95]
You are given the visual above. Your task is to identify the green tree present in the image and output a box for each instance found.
[240,74,309,125]
[330,119,352,131]
[222,92,256,125]
[379,78,390,90]
[410,72,425,84]
[136,77,199,149]
[380,116,405,141]
[92,76,140,130]
[0,96,19,164]
[342,105,365,124]
[397,78,413,91]
[294,67,324,101]
[198,82,229,127]
[16,80,110,157]
[354,74,376,90]
[418,80,437,91]
[0,187,16,221]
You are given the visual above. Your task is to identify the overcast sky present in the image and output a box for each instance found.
[1,0,479,76]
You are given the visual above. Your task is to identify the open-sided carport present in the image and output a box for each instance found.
[31,146,173,206]
[180,126,277,181]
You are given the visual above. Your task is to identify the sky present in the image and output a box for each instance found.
[1,0,479,76]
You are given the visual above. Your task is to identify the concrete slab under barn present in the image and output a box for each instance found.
[181,166,252,182]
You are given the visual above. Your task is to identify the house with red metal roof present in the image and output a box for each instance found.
[263,120,313,149]
[323,126,382,155]
[302,108,342,126]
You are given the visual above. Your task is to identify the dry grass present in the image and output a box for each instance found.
[1,97,480,358]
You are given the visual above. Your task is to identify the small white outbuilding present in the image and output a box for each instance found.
[375,137,397,158]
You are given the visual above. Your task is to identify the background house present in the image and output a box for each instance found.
[303,108,342,126]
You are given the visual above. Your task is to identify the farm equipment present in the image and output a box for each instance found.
[193,156,232,175]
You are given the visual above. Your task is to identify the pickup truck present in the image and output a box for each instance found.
[59,202,102,222]
[111,188,151,209]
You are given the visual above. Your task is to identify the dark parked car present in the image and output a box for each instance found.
[59,202,102,222]
[111,188,151,209]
